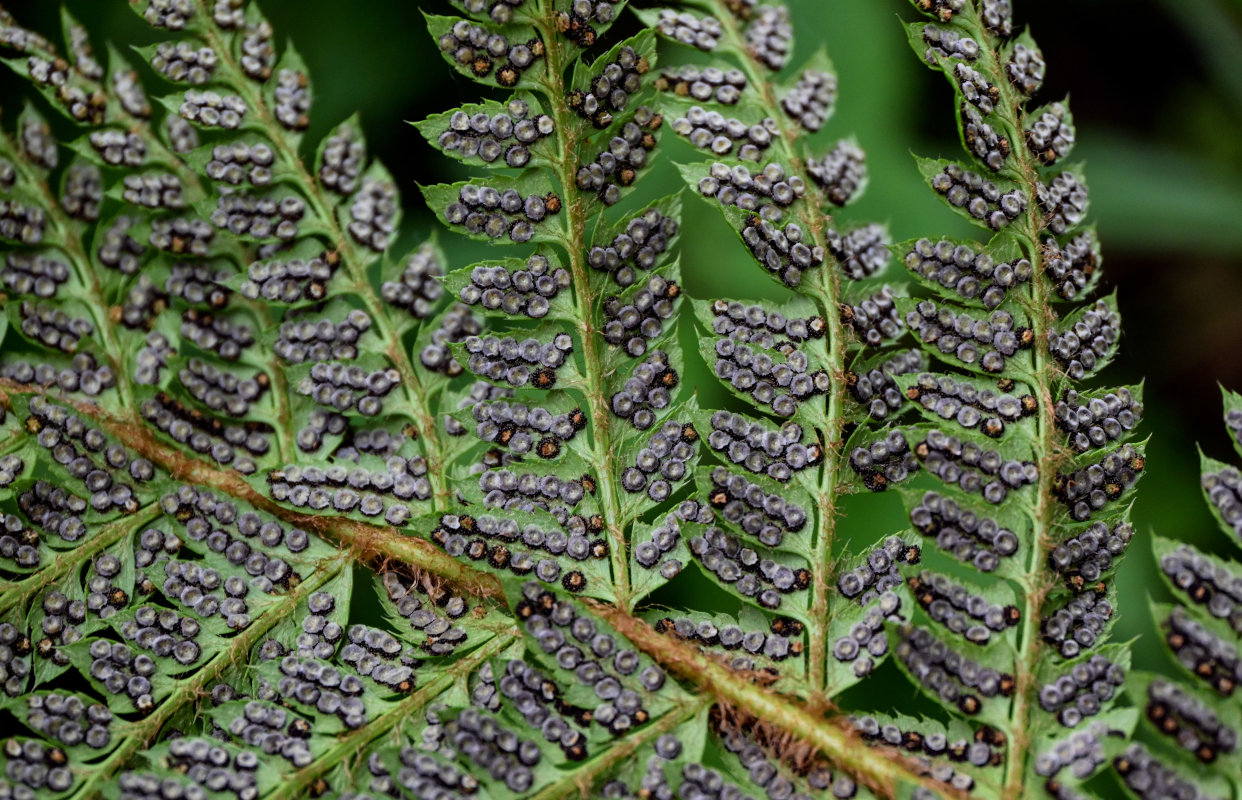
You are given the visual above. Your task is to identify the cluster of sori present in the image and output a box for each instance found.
[1039,171,1088,236]
[833,590,906,678]
[920,23,979,63]
[419,304,481,377]
[486,659,592,762]
[85,552,127,618]
[655,9,722,50]
[717,727,855,800]
[1053,443,1143,522]
[440,99,551,169]
[296,362,401,416]
[155,554,265,630]
[142,0,193,29]
[907,372,1036,438]
[0,511,39,570]
[171,738,263,797]
[1048,299,1119,380]
[378,243,444,320]
[836,535,921,601]
[132,526,177,574]
[952,62,998,116]
[602,274,679,356]
[119,604,204,666]
[478,466,592,521]
[222,699,314,768]
[119,171,184,210]
[148,215,215,256]
[17,300,92,354]
[433,511,603,589]
[698,161,806,224]
[1034,720,1110,791]
[855,723,995,793]
[827,223,889,281]
[33,589,86,666]
[24,692,112,750]
[706,411,822,482]
[1203,463,1242,544]
[275,309,372,364]
[849,429,919,491]
[1114,742,1213,800]
[293,591,344,660]
[1146,678,1238,763]
[1026,102,1075,165]
[27,397,147,510]
[140,392,271,471]
[275,655,369,729]
[1164,605,1241,695]
[905,301,1033,372]
[904,237,1031,309]
[807,140,867,207]
[273,68,311,131]
[909,490,1020,571]
[1055,387,1141,453]
[0,622,32,697]
[179,89,248,129]
[1006,42,1046,96]
[656,615,803,670]
[379,571,472,655]
[897,624,1014,715]
[518,582,667,721]
[17,481,89,548]
[1044,232,1099,301]
[179,359,268,416]
[706,464,806,545]
[472,401,585,458]
[166,261,230,308]
[463,332,572,389]
[96,218,144,275]
[688,525,809,610]
[847,349,926,421]
[577,106,661,206]
[1160,544,1242,634]
[909,570,1019,646]
[1048,519,1133,590]
[181,309,254,361]
[620,421,696,501]
[977,0,1013,34]
[1038,653,1125,727]
[655,64,746,105]
[21,116,57,170]
[2,251,68,297]
[87,638,159,712]
[347,175,397,252]
[1043,590,1113,659]
[780,69,837,133]
[62,163,103,220]
[610,349,679,429]
[567,44,645,130]
[930,162,1029,231]
[634,500,710,577]
[588,206,678,287]
[268,458,430,524]
[744,6,792,69]
[205,140,276,187]
[843,286,903,347]
[1,739,74,794]
[240,249,340,303]
[960,105,1009,172]
[151,40,217,84]
[317,123,364,196]
[453,0,529,24]
[0,196,46,244]
[335,425,408,461]
[360,744,479,800]
[2,352,117,396]
[915,428,1038,503]
[460,253,569,319]
[444,182,560,244]
[339,623,416,692]
[438,19,544,86]
[233,15,274,78]
[915,0,966,21]
[672,104,778,161]
[210,191,305,240]
[120,276,166,329]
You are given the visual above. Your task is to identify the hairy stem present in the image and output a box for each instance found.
[534,3,632,609]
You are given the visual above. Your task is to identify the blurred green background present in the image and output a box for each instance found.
[4,0,1242,718]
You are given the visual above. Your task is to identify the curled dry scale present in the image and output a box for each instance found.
[0,1,1236,799]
